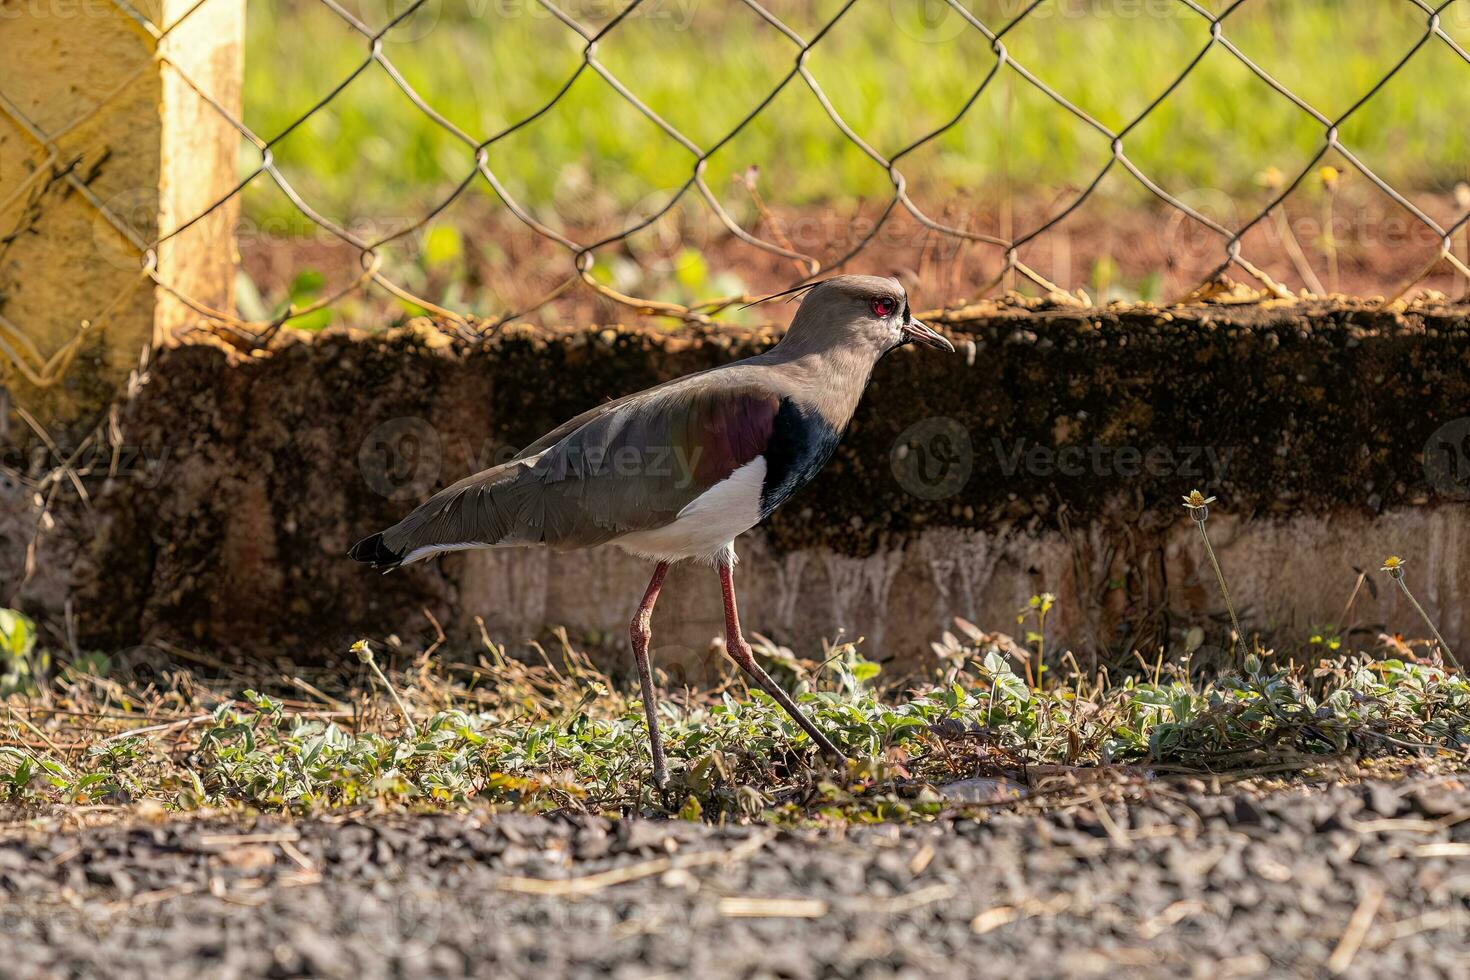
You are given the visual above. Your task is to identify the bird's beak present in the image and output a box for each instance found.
[902,317,955,352]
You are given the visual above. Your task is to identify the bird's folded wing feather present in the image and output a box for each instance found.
[380,379,781,556]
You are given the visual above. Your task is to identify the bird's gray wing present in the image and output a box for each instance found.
[377,376,780,557]
[509,362,727,463]
[508,392,634,463]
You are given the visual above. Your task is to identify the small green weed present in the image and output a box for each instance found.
[0,609,48,698]
[2,616,1464,821]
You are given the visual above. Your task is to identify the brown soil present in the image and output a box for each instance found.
[237,189,1470,332]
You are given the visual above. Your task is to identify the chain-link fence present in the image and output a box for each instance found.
[4,0,1470,383]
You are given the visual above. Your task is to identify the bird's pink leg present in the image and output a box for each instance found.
[631,561,672,788]
[718,558,847,764]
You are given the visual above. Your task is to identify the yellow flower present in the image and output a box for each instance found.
[1380,556,1408,581]
[1319,165,1340,189]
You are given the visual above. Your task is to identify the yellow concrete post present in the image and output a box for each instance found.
[0,0,243,434]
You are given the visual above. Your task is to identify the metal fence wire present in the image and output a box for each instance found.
[4,0,1470,375]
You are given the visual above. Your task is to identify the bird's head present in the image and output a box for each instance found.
[780,275,954,356]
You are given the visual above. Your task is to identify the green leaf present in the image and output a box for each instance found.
[234,270,270,322]
[394,297,432,318]
[995,671,1031,705]
[10,754,34,792]
[287,268,326,300]
[672,248,709,290]
[0,609,36,660]
[285,306,333,332]
[981,650,1009,678]
[423,225,464,268]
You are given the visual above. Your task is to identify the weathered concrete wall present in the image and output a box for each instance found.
[10,297,1470,674]
[0,0,241,427]
[459,506,1469,681]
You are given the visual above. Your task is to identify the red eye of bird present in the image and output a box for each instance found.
[870,297,896,318]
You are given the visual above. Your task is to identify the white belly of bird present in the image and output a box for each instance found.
[610,456,767,564]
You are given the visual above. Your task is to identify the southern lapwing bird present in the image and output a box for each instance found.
[350,275,954,786]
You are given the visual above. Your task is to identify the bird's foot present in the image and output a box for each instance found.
[804,730,847,767]
[653,774,681,812]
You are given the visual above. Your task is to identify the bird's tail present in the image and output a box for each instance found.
[348,531,405,569]
[348,458,531,570]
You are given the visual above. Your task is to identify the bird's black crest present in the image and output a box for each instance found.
[349,532,404,569]
[738,278,827,311]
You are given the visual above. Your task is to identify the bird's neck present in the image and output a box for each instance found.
[761,337,880,428]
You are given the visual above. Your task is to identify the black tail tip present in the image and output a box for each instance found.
[349,532,403,569]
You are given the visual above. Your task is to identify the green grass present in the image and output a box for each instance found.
[5,504,1464,822]
[243,0,1470,228]
[3,610,1466,822]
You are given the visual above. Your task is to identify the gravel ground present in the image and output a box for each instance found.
[2,777,1468,979]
